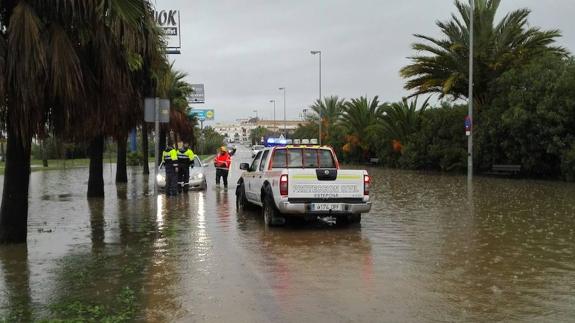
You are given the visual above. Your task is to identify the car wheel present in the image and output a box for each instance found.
[236,183,248,212]
[263,195,285,227]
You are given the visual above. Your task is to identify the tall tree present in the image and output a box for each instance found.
[341,96,383,160]
[309,96,346,145]
[0,0,163,242]
[0,1,84,242]
[400,0,566,106]
[155,63,195,148]
[371,97,430,153]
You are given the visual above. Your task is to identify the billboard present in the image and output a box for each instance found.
[188,109,214,121]
[154,8,181,51]
[189,84,205,103]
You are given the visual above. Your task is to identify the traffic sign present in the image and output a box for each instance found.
[189,84,205,103]
[465,116,472,136]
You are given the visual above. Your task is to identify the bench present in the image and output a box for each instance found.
[489,164,521,176]
[369,158,379,165]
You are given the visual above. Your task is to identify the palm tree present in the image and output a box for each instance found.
[309,96,346,145]
[400,0,566,106]
[0,1,85,242]
[370,97,430,153]
[0,0,162,242]
[154,63,195,159]
[341,96,383,160]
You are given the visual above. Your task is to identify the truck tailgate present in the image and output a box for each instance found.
[287,169,364,199]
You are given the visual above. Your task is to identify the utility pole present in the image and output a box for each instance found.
[154,96,160,195]
[311,50,322,144]
[279,87,286,137]
[269,100,276,134]
[468,0,474,182]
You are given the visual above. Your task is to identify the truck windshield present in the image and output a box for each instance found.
[271,148,336,168]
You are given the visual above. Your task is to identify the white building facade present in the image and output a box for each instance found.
[214,119,306,143]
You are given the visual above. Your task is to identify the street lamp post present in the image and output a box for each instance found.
[311,50,322,145]
[253,109,258,119]
[278,87,286,137]
[269,99,276,133]
[468,0,474,182]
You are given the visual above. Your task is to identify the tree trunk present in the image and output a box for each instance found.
[142,123,149,175]
[1,141,6,163]
[116,134,128,183]
[87,135,105,198]
[0,125,32,243]
[41,139,48,167]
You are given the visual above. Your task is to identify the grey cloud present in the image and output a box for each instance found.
[164,0,574,122]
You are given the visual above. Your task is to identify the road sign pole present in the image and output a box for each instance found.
[200,120,204,154]
[468,0,474,182]
[154,96,160,195]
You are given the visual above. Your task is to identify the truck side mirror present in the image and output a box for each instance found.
[240,163,249,170]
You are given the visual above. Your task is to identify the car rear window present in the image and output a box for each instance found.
[271,148,336,168]
[303,149,319,168]
[318,150,336,168]
[271,149,287,168]
[288,149,303,167]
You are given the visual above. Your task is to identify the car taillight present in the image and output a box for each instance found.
[280,174,288,196]
[364,175,370,195]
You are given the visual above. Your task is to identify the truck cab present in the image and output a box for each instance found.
[237,145,371,226]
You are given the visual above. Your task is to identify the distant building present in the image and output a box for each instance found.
[214,119,307,142]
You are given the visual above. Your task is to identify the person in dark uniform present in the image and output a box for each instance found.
[162,145,179,196]
[177,146,191,192]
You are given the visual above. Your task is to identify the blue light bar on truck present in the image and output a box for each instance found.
[265,137,288,147]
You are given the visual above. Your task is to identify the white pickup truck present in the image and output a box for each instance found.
[236,145,371,226]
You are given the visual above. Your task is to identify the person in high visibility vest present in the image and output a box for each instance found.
[214,146,231,188]
[162,145,179,196]
[177,143,196,192]
[184,144,195,165]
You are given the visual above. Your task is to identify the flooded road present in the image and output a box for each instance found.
[1,147,575,322]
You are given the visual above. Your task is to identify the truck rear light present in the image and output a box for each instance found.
[364,175,370,195]
[280,174,288,196]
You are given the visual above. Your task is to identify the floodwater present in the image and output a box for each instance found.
[1,147,575,322]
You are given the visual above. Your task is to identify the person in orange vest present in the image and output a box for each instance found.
[214,146,231,188]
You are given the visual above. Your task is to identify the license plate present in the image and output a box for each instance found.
[311,203,343,212]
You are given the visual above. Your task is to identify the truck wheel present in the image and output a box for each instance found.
[338,214,361,225]
[236,183,248,212]
[263,195,285,227]
[348,214,361,224]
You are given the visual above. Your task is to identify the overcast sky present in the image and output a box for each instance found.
[160,0,575,123]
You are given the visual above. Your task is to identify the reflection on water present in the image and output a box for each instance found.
[0,157,574,321]
[0,245,31,322]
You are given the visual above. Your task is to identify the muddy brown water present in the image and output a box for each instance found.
[1,147,574,322]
